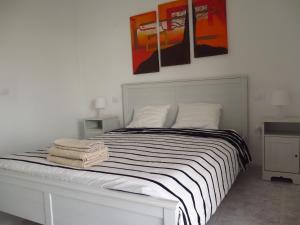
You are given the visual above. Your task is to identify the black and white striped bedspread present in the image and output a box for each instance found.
[0,128,251,225]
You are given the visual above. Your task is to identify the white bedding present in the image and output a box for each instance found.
[0,128,251,225]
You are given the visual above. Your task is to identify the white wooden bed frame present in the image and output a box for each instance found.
[0,75,248,225]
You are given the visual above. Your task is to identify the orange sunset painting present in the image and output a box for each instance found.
[159,0,190,67]
[130,11,159,75]
[193,0,228,57]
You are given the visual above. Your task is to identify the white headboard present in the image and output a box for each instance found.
[122,75,248,139]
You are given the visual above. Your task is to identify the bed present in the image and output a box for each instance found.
[0,75,250,225]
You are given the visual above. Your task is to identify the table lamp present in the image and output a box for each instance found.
[271,90,290,118]
[95,97,106,117]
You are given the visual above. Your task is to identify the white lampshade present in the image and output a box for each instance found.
[95,97,106,109]
[271,90,290,106]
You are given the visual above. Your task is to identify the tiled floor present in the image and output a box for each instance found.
[2,166,300,225]
[207,166,300,225]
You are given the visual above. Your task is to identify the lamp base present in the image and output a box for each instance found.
[96,109,103,118]
[274,106,286,119]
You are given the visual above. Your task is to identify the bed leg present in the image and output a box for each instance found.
[43,192,53,225]
[164,208,176,225]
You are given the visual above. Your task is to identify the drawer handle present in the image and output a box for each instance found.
[295,155,299,158]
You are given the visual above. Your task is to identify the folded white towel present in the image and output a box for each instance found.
[54,138,104,152]
[47,152,109,168]
[54,145,101,153]
[48,146,109,162]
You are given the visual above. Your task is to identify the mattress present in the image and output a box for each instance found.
[0,128,251,225]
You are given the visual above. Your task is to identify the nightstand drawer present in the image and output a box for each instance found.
[83,116,120,139]
[265,136,299,173]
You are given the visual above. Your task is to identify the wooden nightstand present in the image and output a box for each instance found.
[83,116,120,138]
[262,117,300,184]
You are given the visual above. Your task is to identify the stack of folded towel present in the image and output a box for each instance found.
[47,138,109,168]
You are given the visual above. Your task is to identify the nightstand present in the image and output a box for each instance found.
[262,117,300,184]
[83,116,120,138]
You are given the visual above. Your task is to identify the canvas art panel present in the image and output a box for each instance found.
[159,0,191,67]
[130,11,160,75]
[192,0,228,57]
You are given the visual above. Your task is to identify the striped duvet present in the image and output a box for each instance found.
[0,128,251,225]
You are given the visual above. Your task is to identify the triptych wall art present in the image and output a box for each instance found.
[130,0,228,75]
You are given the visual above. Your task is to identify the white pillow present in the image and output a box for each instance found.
[127,105,171,128]
[172,103,222,129]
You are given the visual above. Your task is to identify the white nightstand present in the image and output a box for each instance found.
[83,116,120,138]
[262,117,300,184]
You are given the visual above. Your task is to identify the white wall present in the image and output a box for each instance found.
[0,0,84,222]
[77,0,300,165]
[0,0,84,155]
